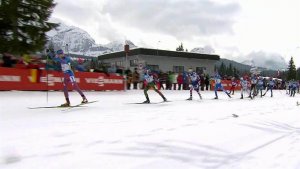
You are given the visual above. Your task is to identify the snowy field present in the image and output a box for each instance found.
[1,90,300,169]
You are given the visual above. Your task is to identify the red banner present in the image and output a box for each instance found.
[0,67,124,91]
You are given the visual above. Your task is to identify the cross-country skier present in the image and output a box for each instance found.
[229,77,237,95]
[240,77,251,99]
[256,76,264,97]
[47,49,88,107]
[290,80,297,97]
[186,69,202,100]
[213,72,231,99]
[249,74,257,98]
[263,77,275,97]
[142,68,167,103]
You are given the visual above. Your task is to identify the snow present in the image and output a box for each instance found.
[1,90,300,169]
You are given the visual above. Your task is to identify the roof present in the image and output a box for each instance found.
[98,48,220,60]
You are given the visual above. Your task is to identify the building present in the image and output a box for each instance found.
[98,48,220,75]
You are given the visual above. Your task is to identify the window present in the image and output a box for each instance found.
[115,61,123,67]
[130,59,138,67]
[147,65,159,71]
[196,67,206,74]
[173,66,184,73]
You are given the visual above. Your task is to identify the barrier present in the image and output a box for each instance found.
[0,67,124,91]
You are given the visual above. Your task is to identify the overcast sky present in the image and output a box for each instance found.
[51,0,300,67]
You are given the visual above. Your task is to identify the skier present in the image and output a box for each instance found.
[249,74,258,98]
[229,77,237,95]
[240,77,251,99]
[47,49,88,107]
[256,76,264,97]
[290,80,297,97]
[263,77,275,97]
[186,69,202,100]
[213,72,231,99]
[142,68,167,103]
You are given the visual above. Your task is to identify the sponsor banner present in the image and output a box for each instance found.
[0,67,124,91]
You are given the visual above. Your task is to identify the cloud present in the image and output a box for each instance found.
[52,0,123,43]
[239,51,287,70]
[102,0,240,39]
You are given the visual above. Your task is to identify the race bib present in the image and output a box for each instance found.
[61,63,71,72]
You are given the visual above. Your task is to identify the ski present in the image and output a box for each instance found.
[28,100,98,109]
[130,101,171,104]
[28,105,84,109]
[78,100,98,105]
[61,100,98,111]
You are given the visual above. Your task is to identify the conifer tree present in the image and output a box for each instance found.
[287,57,297,80]
[0,0,59,55]
[176,42,184,51]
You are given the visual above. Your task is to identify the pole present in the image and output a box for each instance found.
[46,51,49,103]
[157,41,160,56]
[124,44,130,91]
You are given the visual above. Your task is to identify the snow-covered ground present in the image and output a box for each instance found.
[1,90,300,169]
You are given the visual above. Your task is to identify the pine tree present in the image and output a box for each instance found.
[0,0,59,55]
[287,57,297,80]
[219,62,226,76]
[226,63,233,76]
[176,42,184,51]
[233,67,239,78]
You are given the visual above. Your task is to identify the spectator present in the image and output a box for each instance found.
[2,53,16,67]
[205,75,210,90]
[125,69,132,90]
[177,73,183,90]
[132,68,140,89]
[166,71,172,90]
[200,74,205,91]
[116,66,123,75]
[170,72,177,90]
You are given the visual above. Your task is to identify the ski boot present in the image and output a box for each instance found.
[143,100,150,104]
[82,98,88,104]
[61,102,70,107]
[186,97,192,100]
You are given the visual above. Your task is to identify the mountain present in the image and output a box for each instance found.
[191,47,287,71]
[215,58,253,72]
[236,51,287,71]
[47,23,137,57]
[190,45,215,54]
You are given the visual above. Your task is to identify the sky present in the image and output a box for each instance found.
[50,0,300,67]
